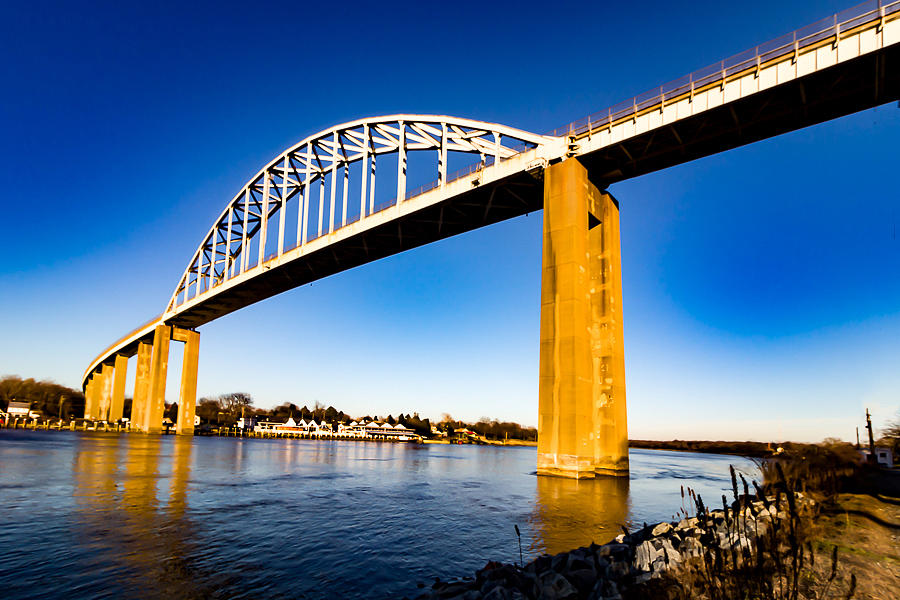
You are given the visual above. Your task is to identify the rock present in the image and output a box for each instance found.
[551,553,568,572]
[436,582,474,599]
[633,540,660,572]
[613,533,626,543]
[610,560,631,579]
[482,587,511,600]
[596,543,630,561]
[679,536,703,558]
[525,555,550,575]
[536,572,578,600]
[675,516,698,530]
[565,555,592,573]
[651,522,673,537]
[660,538,681,567]
[566,568,596,594]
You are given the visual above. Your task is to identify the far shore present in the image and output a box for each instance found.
[424,439,778,455]
[629,439,776,457]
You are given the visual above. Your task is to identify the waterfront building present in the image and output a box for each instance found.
[6,401,31,419]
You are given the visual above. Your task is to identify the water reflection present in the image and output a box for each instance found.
[531,474,630,556]
[72,435,204,597]
[1,434,756,599]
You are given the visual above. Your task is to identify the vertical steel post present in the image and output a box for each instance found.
[397,121,406,204]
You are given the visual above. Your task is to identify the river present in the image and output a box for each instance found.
[0,431,758,599]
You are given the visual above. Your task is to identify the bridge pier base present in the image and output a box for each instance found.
[537,158,629,478]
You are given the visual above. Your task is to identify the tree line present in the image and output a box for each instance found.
[0,376,85,419]
[1,375,538,441]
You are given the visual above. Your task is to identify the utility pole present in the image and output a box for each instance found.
[856,426,860,449]
[866,408,876,457]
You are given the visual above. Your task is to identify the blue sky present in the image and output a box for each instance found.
[2,0,898,441]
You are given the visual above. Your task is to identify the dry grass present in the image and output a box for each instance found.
[634,442,889,600]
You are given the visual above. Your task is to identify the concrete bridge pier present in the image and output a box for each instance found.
[99,363,113,421]
[127,324,198,434]
[131,340,152,431]
[86,374,100,420]
[172,327,199,436]
[537,158,628,478]
[144,324,171,434]
[110,354,128,422]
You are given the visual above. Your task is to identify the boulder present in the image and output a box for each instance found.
[536,572,578,600]
[566,568,597,594]
[633,541,660,573]
[482,586,511,600]
[651,522,673,537]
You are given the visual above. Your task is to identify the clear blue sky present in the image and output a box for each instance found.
[2,0,898,441]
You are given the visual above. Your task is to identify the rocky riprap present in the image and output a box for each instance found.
[410,493,813,600]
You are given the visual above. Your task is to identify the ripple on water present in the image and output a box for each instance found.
[0,431,757,599]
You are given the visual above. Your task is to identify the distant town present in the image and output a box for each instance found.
[0,375,538,444]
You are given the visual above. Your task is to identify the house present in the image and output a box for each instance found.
[236,416,258,431]
[860,447,894,468]
[7,401,31,418]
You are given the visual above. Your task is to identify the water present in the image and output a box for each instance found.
[0,431,758,599]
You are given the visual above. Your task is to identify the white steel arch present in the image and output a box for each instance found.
[167,115,555,313]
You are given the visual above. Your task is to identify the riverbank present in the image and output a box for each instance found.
[412,456,900,600]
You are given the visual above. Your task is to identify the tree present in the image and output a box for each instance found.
[165,402,178,423]
[882,410,900,454]
[218,392,253,416]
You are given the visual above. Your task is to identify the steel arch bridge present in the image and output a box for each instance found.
[82,0,900,478]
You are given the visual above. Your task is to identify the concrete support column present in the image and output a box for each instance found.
[83,376,95,420]
[132,341,152,431]
[537,158,628,478]
[90,374,102,420]
[110,354,128,423]
[99,363,113,421]
[172,327,200,436]
[145,324,171,434]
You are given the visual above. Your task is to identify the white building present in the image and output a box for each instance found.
[6,401,31,418]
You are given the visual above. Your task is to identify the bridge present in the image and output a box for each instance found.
[82,0,900,478]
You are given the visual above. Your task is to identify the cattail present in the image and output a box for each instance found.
[845,573,857,599]
[730,465,738,501]
[754,481,770,510]
[829,545,838,582]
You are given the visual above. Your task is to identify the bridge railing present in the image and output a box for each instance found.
[549,0,900,138]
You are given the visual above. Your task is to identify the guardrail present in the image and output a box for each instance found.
[549,0,900,138]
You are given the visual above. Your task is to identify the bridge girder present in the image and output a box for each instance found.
[167,115,558,316]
